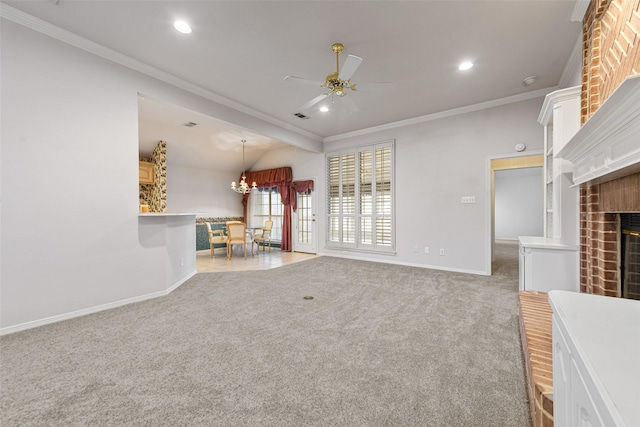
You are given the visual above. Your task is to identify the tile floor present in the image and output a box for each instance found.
[196,244,317,273]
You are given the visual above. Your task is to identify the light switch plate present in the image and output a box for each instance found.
[461,196,476,204]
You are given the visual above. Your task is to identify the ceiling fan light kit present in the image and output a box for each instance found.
[284,43,394,114]
[322,43,360,97]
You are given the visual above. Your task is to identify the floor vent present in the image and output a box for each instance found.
[294,113,310,120]
[183,121,198,127]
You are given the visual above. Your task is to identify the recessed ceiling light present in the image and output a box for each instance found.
[458,61,473,71]
[173,21,192,34]
[319,106,329,113]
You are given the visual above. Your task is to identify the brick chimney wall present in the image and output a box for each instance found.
[580,173,640,295]
[580,0,640,296]
[582,0,640,125]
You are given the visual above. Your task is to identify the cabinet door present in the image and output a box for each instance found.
[571,359,605,427]
[553,321,571,427]
[139,161,154,184]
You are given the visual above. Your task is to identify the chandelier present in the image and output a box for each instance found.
[230,139,257,194]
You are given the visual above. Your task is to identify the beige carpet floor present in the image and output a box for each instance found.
[1,242,530,426]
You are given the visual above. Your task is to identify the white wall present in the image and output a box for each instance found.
[251,145,324,180]
[0,18,316,332]
[166,163,243,217]
[495,167,543,240]
[322,98,545,275]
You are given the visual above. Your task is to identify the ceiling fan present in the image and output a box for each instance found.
[284,43,395,113]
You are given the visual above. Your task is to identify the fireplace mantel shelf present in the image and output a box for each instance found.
[557,74,640,185]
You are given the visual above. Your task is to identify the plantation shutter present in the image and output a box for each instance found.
[326,140,394,252]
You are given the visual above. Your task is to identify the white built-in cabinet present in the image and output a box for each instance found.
[518,86,580,292]
[549,290,640,427]
[539,86,581,242]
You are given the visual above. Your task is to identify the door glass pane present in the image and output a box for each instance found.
[297,192,313,244]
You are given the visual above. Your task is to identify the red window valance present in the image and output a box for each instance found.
[291,180,314,212]
[241,167,292,189]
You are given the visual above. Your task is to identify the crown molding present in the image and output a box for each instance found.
[324,87,556,142]
[0,3,323,144]
[538,85,581,125]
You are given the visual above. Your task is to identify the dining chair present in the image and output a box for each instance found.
[253,219,274,253]
[205,222,227,258]
[226,221,248,259]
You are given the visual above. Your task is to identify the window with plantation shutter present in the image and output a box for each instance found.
[326,140,394,252]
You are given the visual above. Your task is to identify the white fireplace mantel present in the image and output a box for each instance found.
[557,74,640,185]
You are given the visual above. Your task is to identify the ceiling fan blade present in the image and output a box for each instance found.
[299,93,329,111]
[341,95,360,114]
[355,82,397,93]
[339,55,363,81]
[283,75,324,87]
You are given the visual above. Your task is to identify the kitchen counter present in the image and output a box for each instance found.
[138,212,199,217]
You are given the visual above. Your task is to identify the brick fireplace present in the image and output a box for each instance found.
[573,0,640,300]
[580,172,640,297]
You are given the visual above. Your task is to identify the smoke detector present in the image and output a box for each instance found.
[522,76,537,87]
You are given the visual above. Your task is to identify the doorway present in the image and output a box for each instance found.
[489,154,544,273]
[292,181,317,254]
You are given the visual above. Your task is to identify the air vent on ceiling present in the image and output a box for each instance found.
[294,113,310,120]
[183,121,198,127]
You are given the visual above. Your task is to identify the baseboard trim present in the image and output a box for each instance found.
[319,251,489,276]
[0,271,197,336]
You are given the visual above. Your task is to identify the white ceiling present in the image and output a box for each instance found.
[137,96,290,170]
[4,0,584,170]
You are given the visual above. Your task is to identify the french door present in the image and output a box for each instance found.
[293,183,317,254]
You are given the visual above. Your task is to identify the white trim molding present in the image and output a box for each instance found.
[325,87,556,142]
[0,271,197,336]
[557,75,640,185]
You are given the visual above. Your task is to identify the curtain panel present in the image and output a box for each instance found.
[241,167,293,251]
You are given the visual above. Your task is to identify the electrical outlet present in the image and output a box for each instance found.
[424,246,429,254]
[180,257,184,266]
[413,246,419,253]
[439,248,445,256]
